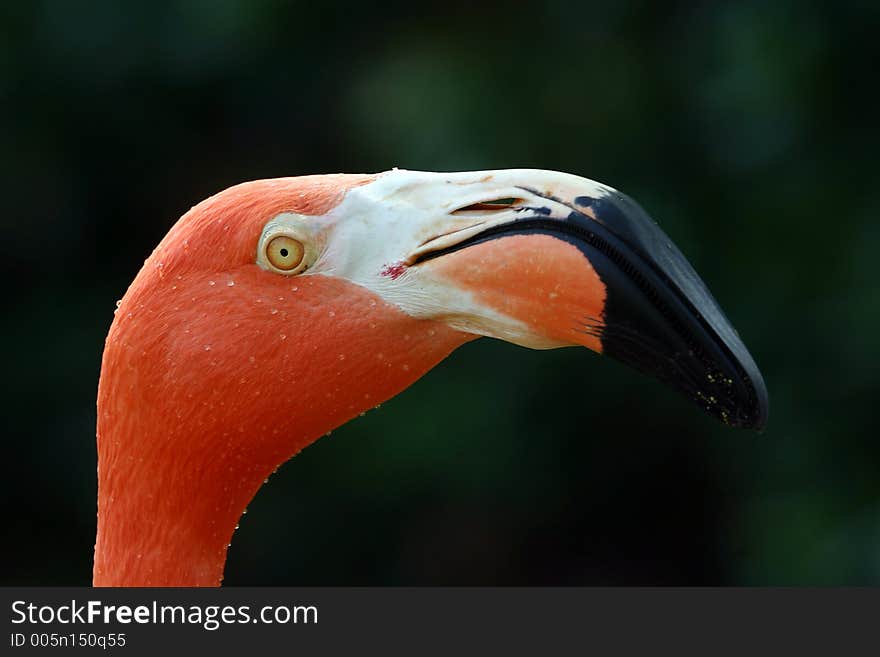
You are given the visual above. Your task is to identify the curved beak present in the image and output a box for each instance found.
[330,169,769,430]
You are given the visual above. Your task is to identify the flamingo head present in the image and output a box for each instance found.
[96,168,767,585]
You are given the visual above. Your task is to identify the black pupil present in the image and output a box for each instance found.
[279,248,289,257]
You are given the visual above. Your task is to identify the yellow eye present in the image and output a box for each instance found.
[266,235,305,272]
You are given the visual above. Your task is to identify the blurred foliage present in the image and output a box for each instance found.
[1,0,879,585]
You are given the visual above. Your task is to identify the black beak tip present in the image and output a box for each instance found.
[726,361,769,432]
[702,364,769,432]
[568,188,769,432]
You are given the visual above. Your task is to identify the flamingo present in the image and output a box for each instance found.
[94,169,768,586]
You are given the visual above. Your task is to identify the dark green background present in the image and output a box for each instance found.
[2,1,878,585]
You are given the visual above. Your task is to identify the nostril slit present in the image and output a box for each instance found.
[417,221,487,248]
[451,198,524,214]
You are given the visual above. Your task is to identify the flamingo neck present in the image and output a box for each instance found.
[93,422,278,586]
[93,269,470,586]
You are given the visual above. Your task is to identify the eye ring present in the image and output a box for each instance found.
[265,235,306,273]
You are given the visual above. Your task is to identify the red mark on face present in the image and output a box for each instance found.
[380,262,407,280]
